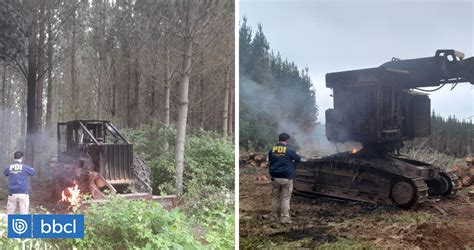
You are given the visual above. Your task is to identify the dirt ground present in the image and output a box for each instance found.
[240,166,474,249]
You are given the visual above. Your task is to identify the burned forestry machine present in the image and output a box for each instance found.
[51,120,155,203]
[294,50,474,208]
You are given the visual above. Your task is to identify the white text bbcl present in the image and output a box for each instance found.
[41,219,77,234]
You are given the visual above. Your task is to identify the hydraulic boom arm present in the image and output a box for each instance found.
[326,49,474,89]
[325,50,473,152]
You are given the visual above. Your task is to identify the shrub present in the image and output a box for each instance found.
[123,124,234,195]
[110,124,235,248]
[182,189,235,249]
[0,238,59,250]
[239,113,278,152]
[50,196,201,249]
[122,124,177,194]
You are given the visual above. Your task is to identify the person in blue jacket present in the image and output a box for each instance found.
[268,133,301,224]
[3,151,35,214]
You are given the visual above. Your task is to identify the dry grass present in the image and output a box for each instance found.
[401,142,466,170]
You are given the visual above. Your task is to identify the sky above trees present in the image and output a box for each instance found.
[240,0,473,123]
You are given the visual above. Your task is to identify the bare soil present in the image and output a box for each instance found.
[240,166,474,249]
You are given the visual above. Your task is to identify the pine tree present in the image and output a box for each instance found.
[239,16,252,75]
[240,17,318,150]
[249,24,270,83]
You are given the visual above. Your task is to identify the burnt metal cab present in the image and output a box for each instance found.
[325,50,473,151]
[57,120,133,187]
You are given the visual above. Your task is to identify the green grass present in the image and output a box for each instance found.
[373,211,436,224]
[240,235,286,249]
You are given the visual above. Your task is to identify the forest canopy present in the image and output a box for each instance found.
[427,112,473,157]
[239,17,318,151]
[0,1,235,248]
[0,0,234,188]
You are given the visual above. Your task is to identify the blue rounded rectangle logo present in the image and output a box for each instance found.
[8,214,84,238]
[8,214,32,238]
[33,214,84,238]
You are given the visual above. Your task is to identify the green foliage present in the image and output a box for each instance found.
[0,238,59,250]
[49,196,201,249]
[239,17,318,151]
[183,190,235,249]
[0,1,25,62]
[183,130,234,193]
[1,125,234,249]
[1,194,233,249]
[239,111,278,151]
[239,16,253,75]
[403,112,473,163]
[123,124,234,195]
[122,124,177,194]
[122,124,235,248]
[428,112,473,157]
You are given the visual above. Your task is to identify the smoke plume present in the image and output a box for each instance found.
[240,76,360,158]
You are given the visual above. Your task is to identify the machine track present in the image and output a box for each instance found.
[294,153,454,209]
[132,156,153,193]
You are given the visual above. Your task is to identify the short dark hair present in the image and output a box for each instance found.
[14,151,24,160]
[279,133,290,142]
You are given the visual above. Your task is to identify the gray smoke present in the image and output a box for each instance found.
[241,76,361,158]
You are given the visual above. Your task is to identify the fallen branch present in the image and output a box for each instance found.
[432,204,449,216]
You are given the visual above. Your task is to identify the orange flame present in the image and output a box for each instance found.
[61,182,82,208]
[351,148,358,154]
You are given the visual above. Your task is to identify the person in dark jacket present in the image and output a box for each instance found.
[3,151,35,214]
[268,133,301,224]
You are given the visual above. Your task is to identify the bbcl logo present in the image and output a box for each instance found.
[40,219,78,234]
[8,214,84,238]
[12,218,28,234]
[9,215,31,238]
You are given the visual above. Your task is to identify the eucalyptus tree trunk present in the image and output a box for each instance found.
[34,1,46,178]
[228,84,233,135]
[25,0,38,166]
[222,69,230,136]
[1,65,6,159]
[45,12,53,135]
[164,48,171,125]
[70,10,78,119]
[175,36,193,194]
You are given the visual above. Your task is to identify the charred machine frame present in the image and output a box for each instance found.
[53,120,153,200]
[294,50,474,208]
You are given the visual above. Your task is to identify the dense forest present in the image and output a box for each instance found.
[239,17,318,151]
[0,0,234,190]
[404,113,473,158]
[426,112,473,157]
[0,0,234,248]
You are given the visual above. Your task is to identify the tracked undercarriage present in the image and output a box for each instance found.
[294,152,458,208]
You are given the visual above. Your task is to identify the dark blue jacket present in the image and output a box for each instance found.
[268,142,301,179]
[3,160,35,194]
